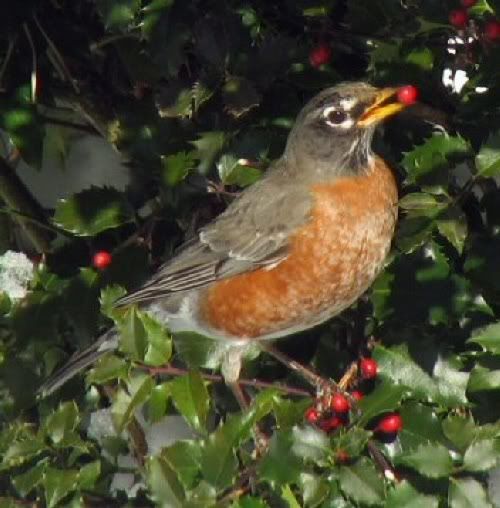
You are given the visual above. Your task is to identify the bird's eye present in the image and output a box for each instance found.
[323,106,349,127]
[327,110,347,124]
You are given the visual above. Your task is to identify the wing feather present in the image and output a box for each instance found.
[116,163,313,307]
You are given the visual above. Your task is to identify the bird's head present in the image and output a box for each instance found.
[285,82,409,177]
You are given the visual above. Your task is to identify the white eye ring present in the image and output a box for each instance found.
[322,106,354,129]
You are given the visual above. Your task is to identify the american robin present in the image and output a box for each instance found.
[39,81,409,396]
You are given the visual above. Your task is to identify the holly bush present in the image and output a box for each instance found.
[1,0,500,506]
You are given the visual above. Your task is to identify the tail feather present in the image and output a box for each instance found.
[38,329,119,398]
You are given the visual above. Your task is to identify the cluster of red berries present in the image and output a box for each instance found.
[449,0,500,41]
[305,357,403,440]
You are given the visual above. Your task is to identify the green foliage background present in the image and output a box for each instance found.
[1,0,500,506]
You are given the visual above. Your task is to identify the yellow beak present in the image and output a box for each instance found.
[357,87,405,127]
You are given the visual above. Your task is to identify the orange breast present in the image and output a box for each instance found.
[199,157,398,339]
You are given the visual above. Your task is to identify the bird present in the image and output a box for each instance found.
[39,81,409,398]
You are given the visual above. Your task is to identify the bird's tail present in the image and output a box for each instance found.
[38,329,119,398]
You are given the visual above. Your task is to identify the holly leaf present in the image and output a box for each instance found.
[147,455,186,508]
[223,77,261,118]
[468,365,500,392]
[448,477,493,508]
[468,322,500,355]
[43,468,79,508]
[476,130,500,177]
[191,131,227,174]
[217,154,262,187]
[169,371,210,433]
[53,187,133,236]
[397,443,453,478]
[385,481,439,508]
[338,457,384,506]
[357,380,406,426]
[94,0,141,31]
[161,151,195,187]
[463,439,500,472]
[403,134,470,185]
[112,373,154,431]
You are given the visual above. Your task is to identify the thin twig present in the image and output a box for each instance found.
[367,440,397,482]
[0,37,16,89]
[32,13,80,93]
[90,32,140,52]
[141,363,311,397]
[22,23,37,103]
[0,206,73,237]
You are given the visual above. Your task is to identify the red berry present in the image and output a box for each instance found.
[336,449,350,463]
[397,85,419,105]
[320,416,343,432]
[351,390,364,402]
[360,358,378,379]
[305,407,320,423]
[93,251,112,270]
[331,393,350,413]
[309,44,332,68]
[378,413,403,434]
[485,20,500,41]
[449,9,469,28]
[461,0,476,7]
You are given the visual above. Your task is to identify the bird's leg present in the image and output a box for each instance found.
[222,347,269,455]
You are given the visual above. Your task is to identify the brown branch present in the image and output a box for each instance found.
[140,363,311,397]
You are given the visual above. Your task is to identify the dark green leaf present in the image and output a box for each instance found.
[43,468,79,508]
[258,431,303,486]
[222,77,260,118]
[118,308,147,361]
[442,415,476,452]
[290,425,329,465]
[12,459,48,497]
[162,441,202,490]
[141,312,172,366]
[161,151,195,187]
[232,496,270,508]
[147,455,186,508]
[170,371,210,433]
[281,484,301,508]
[468,365,500,392]
[43,401,80,445]
[397,443,453,478]
[334,427,371,458]
[87,355,129,384]
[385,481,439,508]
[463,439,500,472]
[299,473,329,508]
[95,0,141,31]
[53,187,133,236]
[476,131,500,177]
[448,477,493,508]
[112,373,154,431]
[201,407,270,489]
[2,439,47,470]
[403,134,470,185]
[191,131,227,174]
[217,154,262,187]
[339,457,384,506]
[78,460,101,489]
[373,345,436,401]
[148,382,170,423]
[398,402,446,451]
[468,322,500,355]
[357,380,406,426]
